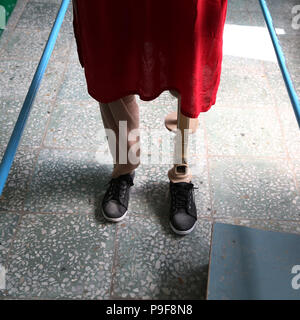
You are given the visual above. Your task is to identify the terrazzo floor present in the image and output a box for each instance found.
[0,0,299,299]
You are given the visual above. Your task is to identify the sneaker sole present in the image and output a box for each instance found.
[101,208,128,222]
[169,221,196,235]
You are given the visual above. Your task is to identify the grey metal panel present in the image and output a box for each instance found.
[207,223,300,300]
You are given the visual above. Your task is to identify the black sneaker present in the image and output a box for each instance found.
[169,181,197,235]
[101,172,135,222]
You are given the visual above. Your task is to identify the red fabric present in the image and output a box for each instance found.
[72,0,228,118]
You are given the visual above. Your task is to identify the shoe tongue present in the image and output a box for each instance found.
[174,182,193,188]
[117,174,133,185]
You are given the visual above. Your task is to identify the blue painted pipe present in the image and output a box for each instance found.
[259,0,300,128]
[0,0,70,195]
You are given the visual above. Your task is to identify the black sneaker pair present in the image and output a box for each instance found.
[99,171,197,235]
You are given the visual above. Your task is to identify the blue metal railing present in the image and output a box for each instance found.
[0,0,70,195]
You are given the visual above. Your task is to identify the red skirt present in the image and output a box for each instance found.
[72,0,228,118]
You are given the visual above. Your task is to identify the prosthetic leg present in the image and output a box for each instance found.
[166,90,199,235]
[166,90,199,183]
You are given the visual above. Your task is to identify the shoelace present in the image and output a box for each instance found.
[105,175,134,203]
[171,183,198,211]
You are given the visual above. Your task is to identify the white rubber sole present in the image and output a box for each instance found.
[102,208,128,222]
[169,221,196,235]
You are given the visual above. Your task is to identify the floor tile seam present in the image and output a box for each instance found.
[108,224,120,299]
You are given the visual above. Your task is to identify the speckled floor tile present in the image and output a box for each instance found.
[279,108,300,159]
[140,104,176,130]
[209,157,300,219]
[227,0,260,12]
[31,0,64,3]
[0,212,20,266]
[0,212,20,297]
[68,39,80,63]
[214,218,300,235]
[222,55,265,71]
[140,129,174,161]
[57,60,91,101]
[0,29,73,61]
[112,215,211,300]
[294,77,300,96]
[0,98,52,148]
[262,61,295,108]
[0,59,65,101]
[225,9,254,26]
[5,213,115,299]
[0,29,12,55]
[136,90,177,108]
[292,159,300,192]
[279,35,300,66]
[205,107,285,157]
[216,56,273,109]
[23,149,113,214]
[129,160,211,218]
[44,100,104,150]
[15,1,73,34]
[267,0,299,14]
[0,148,39,212]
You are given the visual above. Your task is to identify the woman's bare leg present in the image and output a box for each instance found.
[99,95,140,178]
